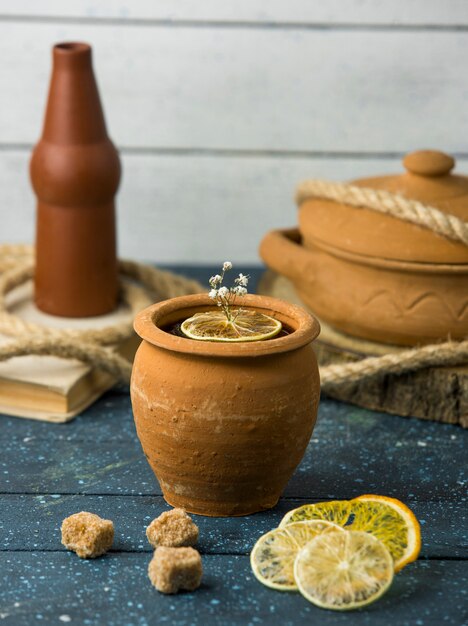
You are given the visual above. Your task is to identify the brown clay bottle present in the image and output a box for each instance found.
[30,42,120,317]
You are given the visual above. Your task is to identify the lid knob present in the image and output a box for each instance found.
[403,150,455,177]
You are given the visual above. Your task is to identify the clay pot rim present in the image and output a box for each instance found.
[134,293,320,358]
[279,227,468,274]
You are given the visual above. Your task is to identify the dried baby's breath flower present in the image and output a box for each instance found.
[209,274,222,287]
[207,262,249,322]
[235,273,249,287]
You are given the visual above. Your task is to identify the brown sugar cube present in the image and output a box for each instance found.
[146,508,199,548]
[61,511,114,559]
[148,547,203,594]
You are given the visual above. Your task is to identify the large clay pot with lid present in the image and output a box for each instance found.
[260,150,468,346]
[131,294,321,517]
[30,42,120,317]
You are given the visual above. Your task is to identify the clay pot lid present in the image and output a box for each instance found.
[298,150,468,264]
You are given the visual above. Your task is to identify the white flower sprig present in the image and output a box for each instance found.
[208,261,249,322]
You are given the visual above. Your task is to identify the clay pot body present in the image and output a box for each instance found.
[260,151,468,346]
[131,294,321,517]
[260,228,468,346]
[30,43,120,317]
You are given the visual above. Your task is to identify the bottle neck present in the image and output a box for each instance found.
[42,42,108,144]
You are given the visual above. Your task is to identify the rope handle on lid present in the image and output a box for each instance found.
[296,179,468,247]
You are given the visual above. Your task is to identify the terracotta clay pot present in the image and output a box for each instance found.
[30,42,120,317]
[260,150,468,346]
[131,294,321,517]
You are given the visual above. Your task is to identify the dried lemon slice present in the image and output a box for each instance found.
[250,520,344,591]
[180,310,282,342]
[280,496,421,572]
[352,495,421,572]
[294,530,394,610]
[280,500,352,528]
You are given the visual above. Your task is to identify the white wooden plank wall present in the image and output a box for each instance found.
[1,1,467,264]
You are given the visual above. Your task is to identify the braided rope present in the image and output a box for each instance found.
[2,336,465,389]
[0,337,132,381]
[296,179,468,246]
[321,340,468,391]
[119,258,203,299]
[0,243,33,273]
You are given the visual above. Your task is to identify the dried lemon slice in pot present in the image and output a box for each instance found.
[180,310,282,342]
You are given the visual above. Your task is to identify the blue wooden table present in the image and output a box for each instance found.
[1,267,467,626]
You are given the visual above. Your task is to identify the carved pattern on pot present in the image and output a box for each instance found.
[360,290,468,322]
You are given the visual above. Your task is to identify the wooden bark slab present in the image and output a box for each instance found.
[258,270,468,427]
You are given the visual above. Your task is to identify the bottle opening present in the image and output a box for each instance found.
[54,42,90,54]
